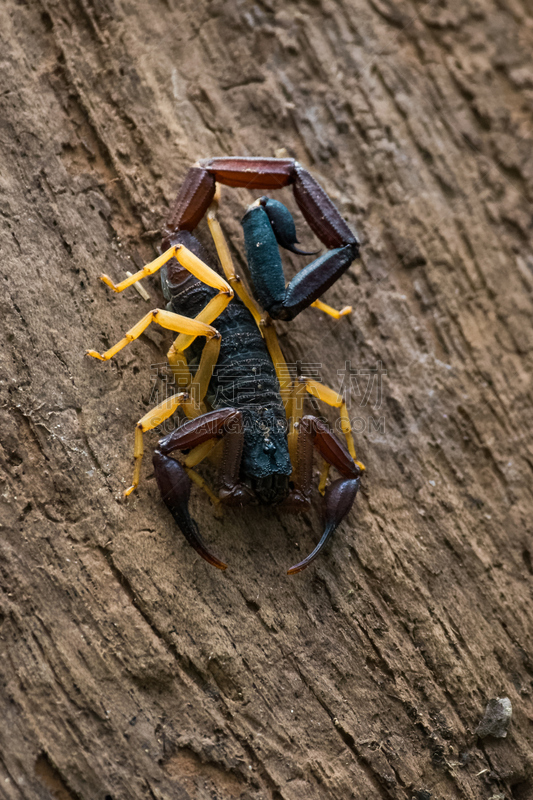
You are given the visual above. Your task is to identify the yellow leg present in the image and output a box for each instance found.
[100,243,231,295]
[301,378,365,471]
[87,308,219,361]
[169,332,222,418]
[124,392,187,496]
[169,285,233,355]
[100,248,177,293]
[167,351,192,393]
[262,319,294,413]
[122,330,224,494]
[183,439,220,468]
[207,199,264,332]
[94,241,238,499]
[125,349,227,499]
[318,460,331,495]
[311,299,352,319]
[94,241,234,362]
[186,467,220,506]
[286,377,308,468]
[168,247,234,358]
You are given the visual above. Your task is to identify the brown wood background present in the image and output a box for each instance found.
[1,0,533,798]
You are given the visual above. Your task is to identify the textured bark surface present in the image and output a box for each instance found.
[2,0,533,798]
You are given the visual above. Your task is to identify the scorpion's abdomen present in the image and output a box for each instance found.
[169,280,292,483]
[208,302,292,480]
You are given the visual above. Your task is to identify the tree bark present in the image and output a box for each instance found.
[2,0,533,798]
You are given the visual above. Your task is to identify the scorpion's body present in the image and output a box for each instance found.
[88,157,365,573]
[162,232,292,505]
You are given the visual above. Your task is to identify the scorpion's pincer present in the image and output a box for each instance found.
[153,447,228,570]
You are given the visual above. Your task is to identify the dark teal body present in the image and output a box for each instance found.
[161,232,292,505]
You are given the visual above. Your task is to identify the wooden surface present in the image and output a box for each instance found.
[1,0,533,798]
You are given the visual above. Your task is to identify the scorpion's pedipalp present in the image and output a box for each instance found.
[153,448,228,570]
[160,409,255,507]
[163,166,216,248]
[292,163,359,252]
[199,157,294,189]
[302,379,362,465]
[285,416,361,574]
[287,477,360,574]
[154,409,255,568]
[158,408,239,453]
[259,197,318,256]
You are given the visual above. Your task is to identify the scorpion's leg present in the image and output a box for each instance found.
[285,416,362,575]
[98,242,232,408]
[90,312,221,495]
[310,299,352,319]
[97,244,232,333]
[285,373,366,573]
[120,313,229,496]
[90,242,237,493]
[153,409,253,570]
[125,392,187,497]
[286,375,364,481]
[89,241,234,400]
[88,241,233,362]
[206,192,263,330]
[302,377,365,470]
[123,328,227,497]
[86,309,219,362]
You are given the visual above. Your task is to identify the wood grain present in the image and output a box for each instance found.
[1,1,533,797]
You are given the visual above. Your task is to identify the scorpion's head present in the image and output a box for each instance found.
[240,408,292,504]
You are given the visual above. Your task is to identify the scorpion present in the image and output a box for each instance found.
[88,157,365,574]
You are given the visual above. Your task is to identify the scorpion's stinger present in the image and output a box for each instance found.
[241,202,357,322]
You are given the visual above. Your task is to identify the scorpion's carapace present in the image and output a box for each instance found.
[88,156,365,573]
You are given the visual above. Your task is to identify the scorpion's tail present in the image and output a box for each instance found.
[287,477,360,575]
[259,197,318,255]
[153,449,228,570]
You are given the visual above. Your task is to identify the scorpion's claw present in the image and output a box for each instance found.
[259,197,319,256]
[153,448,228,570]
[287,477,359,575]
